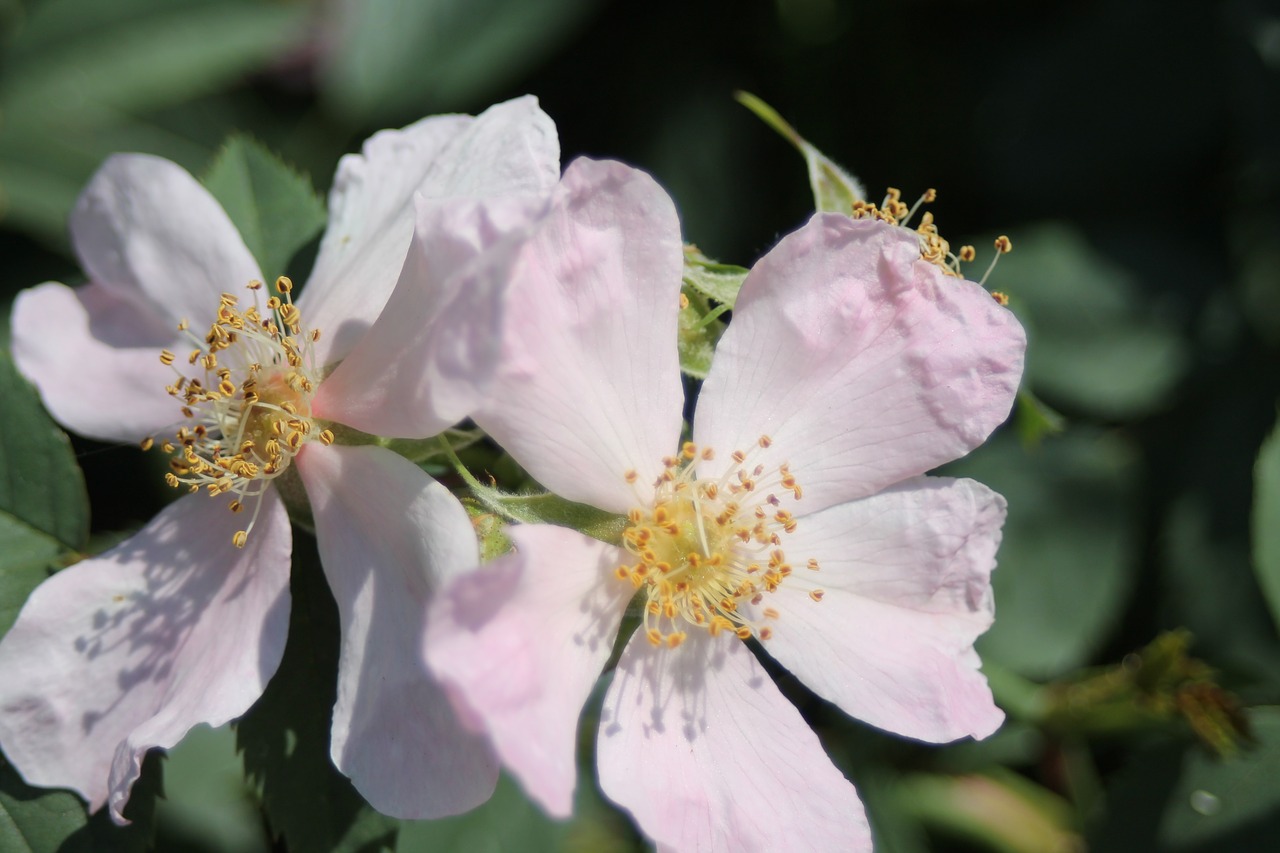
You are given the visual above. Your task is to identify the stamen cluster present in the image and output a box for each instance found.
[144,277,332,547]
[616,436,823,649]
[852,187,1013,303]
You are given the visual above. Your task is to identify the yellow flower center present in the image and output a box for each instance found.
[144,276,333,548]
[616,436,824,649]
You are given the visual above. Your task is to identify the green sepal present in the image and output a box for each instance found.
[678,285,726,380]
[1014,389,1066,448]
[683,244,748,309]
[735,90,865,214]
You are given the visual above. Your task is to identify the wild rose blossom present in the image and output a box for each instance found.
[0,97,560,822]
[425,195,1027,849]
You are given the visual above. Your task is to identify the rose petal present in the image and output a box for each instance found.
[425,524,633,817]
[598,631,871,852]
[473,158,685,513]
[0,490,291,822]
[70,154,262,329]
[694,214,1026,515]
[755,477,1006,742]
[297,443,499,818]
[312,192,550,438]
[300,96,560,366]
[12,282,181,442]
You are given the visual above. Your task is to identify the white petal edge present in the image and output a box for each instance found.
[297,443,499,818]
[12,282,182,443]
[598,630,872,852]
[0,490,291,822]
[472,157,685,514]
[424,524,633,818]
[757,477,1006,742]
[70,153,262,330]
[300,96,560,366]
[694,214,1026,515]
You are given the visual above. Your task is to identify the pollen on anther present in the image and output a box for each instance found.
[809,589,825,602]
[232,530,248,549]
[140,437,154,452]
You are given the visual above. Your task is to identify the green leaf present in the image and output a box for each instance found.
[992,223,1190,419]
[0,349,89,637]
[0,0,304,123]
[1090,708,1280,852]
[156,724,269,853]
[321,0,601,120]
[235,539,397,853]
[683,245,748,309]
[1253,412,1280,635]
[0,751,161,853]
[202,136,327,280]
[946,429,1139,678]
[735,90,866,214]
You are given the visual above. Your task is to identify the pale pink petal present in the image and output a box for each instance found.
[0,490,291,822]
[297,443,499,819]
[473,158,685,514]
[425,524,633,818]
[694,215,1026,515]
[598,631,871,852]
[755,477,1006,742]
[70,154,262,329]
[12,282,181,443]
[300,96,560,366]
[312,192,550,438]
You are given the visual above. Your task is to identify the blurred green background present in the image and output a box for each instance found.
[2,0,1280,850]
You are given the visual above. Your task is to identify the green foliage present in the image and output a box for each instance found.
[1090,708,1280,851]
[682,245,748,309]
[0,349,88,636]
[321,0,601,121]
[993,224,1190,419]
[235,540,398,853]
[1253,413,1280,635]
[0,0,305,243]
[202,136,328,280]
[0,752,161,853]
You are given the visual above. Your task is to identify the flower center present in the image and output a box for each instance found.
[144,276,332,548]
[852,187,1013,303]
[616,437,824,649]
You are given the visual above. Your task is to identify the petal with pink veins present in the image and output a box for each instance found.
[695,214,1026,515]
[0,490,291,823]
[300,96,560,366]
[312,192,550,438]
[297,443,499,819]
[598,630,871,853]
[12,282,182,443]
[69,154,262,329]
[473,158,685,514]
[425,524,633,818]
[756,477,1006,742]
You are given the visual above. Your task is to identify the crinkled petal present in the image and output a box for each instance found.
[0,491,291,822]
[695,215,1026,515]
[301,96,560,366]
[297,443,499,818]
[70,153,262,328]
[12,282,180,443]
[598,631,871,852]
[473,158,685,513]
[425,524,632,818]
[757,477,1006,742]
[312,192,550,437]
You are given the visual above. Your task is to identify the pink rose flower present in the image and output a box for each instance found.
[425,186,1027,850]
[0,97,559,823]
